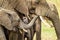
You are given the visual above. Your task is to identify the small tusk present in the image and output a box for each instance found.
[23,29,28,32]
[39,16,51,28]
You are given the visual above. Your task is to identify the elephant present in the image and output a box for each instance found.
[0,0,37,40]
[0,0,31,18]
[21,16,31,40]
[0,0,59,40]
[0,0,41,40]
[35,0,60,40]
[24,0,60,40]
[24,0,46,40]
[0,7,38,40]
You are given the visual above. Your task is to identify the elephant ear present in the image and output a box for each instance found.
[15,0,29,16]
[0,12,13,30]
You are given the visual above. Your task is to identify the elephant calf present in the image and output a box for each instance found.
[0,8,38,40]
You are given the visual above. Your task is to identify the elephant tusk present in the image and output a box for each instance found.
[23,29,28,32]
[39,16,51,28]
[19,16,38,29]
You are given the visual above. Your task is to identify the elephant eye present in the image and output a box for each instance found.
[29,8,35,14]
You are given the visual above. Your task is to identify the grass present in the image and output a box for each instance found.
[33,23,57,40]
[41,23,57,40]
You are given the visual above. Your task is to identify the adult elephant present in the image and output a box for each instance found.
[0,8,38,40]
[35,0,60,40]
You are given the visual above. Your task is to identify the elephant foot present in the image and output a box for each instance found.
[0,26,7,40]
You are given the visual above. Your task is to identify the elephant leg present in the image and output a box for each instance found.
[26,29,31,40]
[9,27,19,40]
[22,31,24,40]
[23,27,34,40]
[9,31,18,40]
[30,26,35,40]
[0,25,7,40]
[35,17,41,40]
[18,29,25,40]
[46,12,60,40]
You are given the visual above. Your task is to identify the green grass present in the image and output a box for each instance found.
[41,23,57,40]
[33,23,57,40]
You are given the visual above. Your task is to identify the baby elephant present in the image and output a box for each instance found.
[0,7,38,40]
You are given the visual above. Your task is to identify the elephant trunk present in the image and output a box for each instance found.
[46,11,60,39]
[19,16,38,29]
[53,17,60,40]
